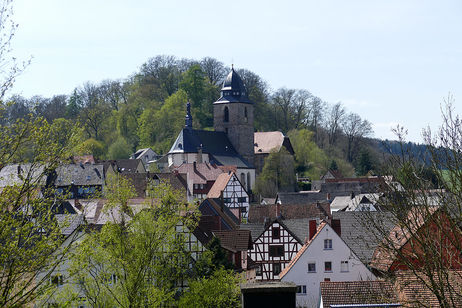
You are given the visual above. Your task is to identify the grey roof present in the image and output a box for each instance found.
[101,159,145,174]
[168,128,252,168]
[0,163,47,187]
[55,214,84,235]
[332,211,395,264]
[281,218,312,243]
[214,68,252,104]
[330,193,381,211]
[239,223,266,241]
[55,164,104,186]
[276,191,329,205]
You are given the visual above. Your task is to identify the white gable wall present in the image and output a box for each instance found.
[222,173,249,220]
[281,224,376,308]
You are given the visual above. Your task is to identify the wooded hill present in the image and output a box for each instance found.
[4,55,426,179]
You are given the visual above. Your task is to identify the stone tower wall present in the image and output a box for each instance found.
[214,102,254,165]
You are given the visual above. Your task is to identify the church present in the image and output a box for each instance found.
[166,68,256,191]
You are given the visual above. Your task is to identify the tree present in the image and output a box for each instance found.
[107,136,131,159]
[179,268,241,308]
[0,117,79,307]
[361,99,462,307]
[255,148,296,197]
[200,57,227,86]
[342,112,373,162]
[326,102,346,146]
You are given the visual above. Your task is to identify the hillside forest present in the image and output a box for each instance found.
[4,55,421,179]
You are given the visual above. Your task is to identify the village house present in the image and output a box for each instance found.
[253,131,295,174]
[279,220,376,308]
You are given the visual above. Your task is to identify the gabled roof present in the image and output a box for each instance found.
[239,223,266,241]
[132,148,157,159]
[332,211,395,264]
[207,172,242,199]
[330,193,381,211]
[276,191,330,205]
[0,163,47,187]
[212,230,252,252]
[56,214,84,235]
[101,159,145,174]
[55,164,104,186]
[320,281,399,308]
[279,221,328,278]
[122,172,189,198]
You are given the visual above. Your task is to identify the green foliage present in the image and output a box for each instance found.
[329,160,338,171]
[74,138,105,159]
[355,148,375,176]
[179,268,241,308]
[255,148,296,197]
[107,136,131,159]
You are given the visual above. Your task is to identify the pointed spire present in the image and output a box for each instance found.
[185,102,192,129]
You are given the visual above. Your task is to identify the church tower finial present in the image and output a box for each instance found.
[185,102,192,129]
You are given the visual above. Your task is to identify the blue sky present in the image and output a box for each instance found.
[8,0,462,142]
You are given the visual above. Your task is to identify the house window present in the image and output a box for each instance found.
[51,274,64,287]
[224,106,229,122]
[269,245,284,257]
[297,285,307,294]
[223,197,231,203]
[324,278,331,282]
[324,261,332,272]
[244,107,248,122]
[324,239,332,250]
[341,260,349,272]
[237,197,247,203]
[199,184,204,189]
[308,262,316,273]
[273,263,281,275]
[256,265,262,276]
[272,227,280,239]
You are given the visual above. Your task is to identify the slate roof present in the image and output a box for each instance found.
[212,230,252,252]
[276,191,330,205]
[121,172,189,198]
[332,211,395,264]
[207,172,235,198]
[168,128,252,168]
[101,159,145,174]
[330,193,381,211]
[214,68,252,104]
[239,223,266,241]
[320,281,399,308]
[282,218,313,243]
[0,163,47,187]
[248,202,330,223]
[55,164,104,186]
[55,214,84,235]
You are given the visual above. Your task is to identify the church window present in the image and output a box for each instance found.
[244,107,248,123]
[224,107,229,122]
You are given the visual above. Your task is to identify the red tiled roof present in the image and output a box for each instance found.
[175,162,226,184]
[279,221,327,278]
[207,172,235,198]
[213,229,252,252]
[320,281,399,308]
[371,207,439,272]
[254,131,285,154]
[396,270,462,307]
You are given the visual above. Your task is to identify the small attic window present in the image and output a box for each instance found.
[86,175,91,181]
[178,143,183,149]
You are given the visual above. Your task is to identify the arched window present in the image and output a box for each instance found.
[224,106,229,122]
[247,172,251,192]
[244,107,248,123]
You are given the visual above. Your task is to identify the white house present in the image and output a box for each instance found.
[280,221,376,308]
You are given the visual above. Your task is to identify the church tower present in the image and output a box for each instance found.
[213,68,254,165]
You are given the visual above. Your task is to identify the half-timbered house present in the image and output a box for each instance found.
[242,218,307,281]
[207,172,249,222]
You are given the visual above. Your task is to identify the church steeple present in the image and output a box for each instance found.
[185,102,192,129]
[215,68,252,104]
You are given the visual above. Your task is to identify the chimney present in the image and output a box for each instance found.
[309,220,317,240]
[197,146,203,164]
[331,219,341,237]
